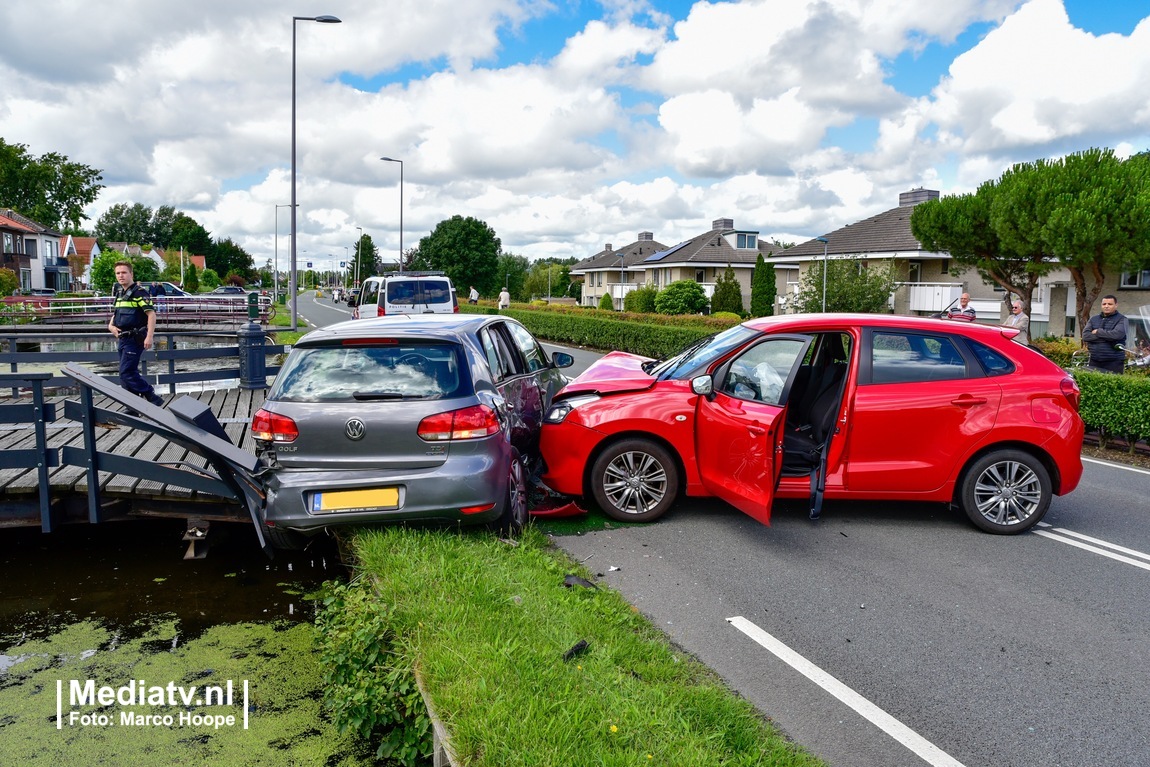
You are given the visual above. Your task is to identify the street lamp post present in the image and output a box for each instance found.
[355,226,362,285]
[816,237,829,313]
[291,13,341,329]
[274,203,293,305]
[380,157,403,272]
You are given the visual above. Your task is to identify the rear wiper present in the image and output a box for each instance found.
[352,391,421,400]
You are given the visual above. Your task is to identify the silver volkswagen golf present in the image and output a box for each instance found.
[250,314,572,549]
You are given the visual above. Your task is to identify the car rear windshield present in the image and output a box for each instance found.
[387,279,452,305]
[270,341,469,402]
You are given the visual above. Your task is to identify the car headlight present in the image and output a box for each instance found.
[545,394,600,424]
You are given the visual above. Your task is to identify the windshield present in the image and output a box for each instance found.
[649,324,759,381]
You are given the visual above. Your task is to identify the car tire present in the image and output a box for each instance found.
[590,439,679,523]
[959,449,1051,534]
[490,448,529,535]
[263,523,309,551]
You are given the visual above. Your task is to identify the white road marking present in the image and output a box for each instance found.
[726,616,967,767]
[1082,456,1150,476]
[1034,523,1150,572]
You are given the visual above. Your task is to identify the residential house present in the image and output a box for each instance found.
[774,188,1150,342]
[63,235,100,290]
[572,219,768,311]
[0,208,64,292]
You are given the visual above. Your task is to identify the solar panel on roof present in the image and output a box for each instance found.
[644,240,690,262]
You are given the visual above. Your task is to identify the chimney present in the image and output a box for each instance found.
[712,218,734,230]
[638,231,653,241]
[899,188,939,207]
[604,243,613,253]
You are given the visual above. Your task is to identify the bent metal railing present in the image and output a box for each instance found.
[0,372,57,531]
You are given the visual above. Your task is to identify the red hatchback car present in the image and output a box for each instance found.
[540,314,1084,534]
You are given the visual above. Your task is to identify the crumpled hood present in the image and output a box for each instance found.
[557,350,656,397]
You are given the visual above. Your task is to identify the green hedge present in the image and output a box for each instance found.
[1074,369,1150,450]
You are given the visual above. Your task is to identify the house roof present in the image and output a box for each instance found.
[66,236,99,256]
[0,208,60,236]
[643,227,761,268]
[772,190,939,260]
[0,212,37,234]
[572,233,671,273]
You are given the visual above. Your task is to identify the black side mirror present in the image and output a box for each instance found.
[552,352,574,369]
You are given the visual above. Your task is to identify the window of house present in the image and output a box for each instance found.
[736,233,757,249]
[695,269,705,282]
[2,233,13,253]
[20,269,31,291]
[1120,270,1150,289]
[24,239,36,259]
[940,259,950,274]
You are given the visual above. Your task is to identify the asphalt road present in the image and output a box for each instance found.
[296,292,1150,766]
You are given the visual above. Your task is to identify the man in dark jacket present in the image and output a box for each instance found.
[1082,294,1128,373]
[108,261,164,406]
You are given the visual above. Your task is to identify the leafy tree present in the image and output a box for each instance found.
[710,265,744,315]
[0,267,18,297]
[0,138,103,231]
[655,280,708,315]
[750,253,777,317]
[598,292,616,311]
[792,259,897,313]
[523,260,572,301]
[497,253,530,301]
[417,215,502,295]
[170,213,214,255]
[912,180,1049,317]
[199,268,221,290]
[184,263,200,293]
[88,250,158,293]
[352,234,377,283]
[95,202,154,244]
[624,283,658,313]
[209,237,254,279]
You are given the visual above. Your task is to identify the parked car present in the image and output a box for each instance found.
[210,285,255,295]
[540,313,1084,534]
[345,288,361,307]
[353,273,458,319]
[250,314,574,549]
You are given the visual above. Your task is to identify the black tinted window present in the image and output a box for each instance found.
[272,343,467,402]
[966,339,1015,377]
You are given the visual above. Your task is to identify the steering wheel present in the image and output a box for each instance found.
[397,353,430,371]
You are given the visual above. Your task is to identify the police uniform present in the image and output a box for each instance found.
[111,283,163,405]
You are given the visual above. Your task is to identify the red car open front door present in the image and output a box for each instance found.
[695,335,812,525]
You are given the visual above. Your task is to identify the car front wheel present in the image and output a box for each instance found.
[590,439,679,523]
[959,449,1051,534]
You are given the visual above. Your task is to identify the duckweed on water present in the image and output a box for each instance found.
[0,618,376,766]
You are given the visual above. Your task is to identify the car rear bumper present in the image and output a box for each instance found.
[263,450,508,531]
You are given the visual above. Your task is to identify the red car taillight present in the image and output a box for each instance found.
[1060,377,1081,411]
[251,408,299,443]
[417,404,500,441]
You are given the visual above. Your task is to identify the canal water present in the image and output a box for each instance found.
[0,519,345,654]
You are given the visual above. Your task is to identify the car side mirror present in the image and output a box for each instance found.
[552,352,574,369]
[691,374,714,398]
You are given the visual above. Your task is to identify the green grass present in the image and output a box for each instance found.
[349,526,826,767]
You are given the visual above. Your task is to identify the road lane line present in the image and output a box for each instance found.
[1032,529,1150,572]
[1036,523,1150,563]
[1082,456,1150,476]
[727,616,967,767]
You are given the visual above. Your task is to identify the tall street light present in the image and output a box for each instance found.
[380,157,403,272]
[816,236,829,313]
[354,225,363,286]
[291,14,341,329]
[274,203,294,305]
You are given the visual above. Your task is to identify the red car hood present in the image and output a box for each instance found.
[560,350,656,396]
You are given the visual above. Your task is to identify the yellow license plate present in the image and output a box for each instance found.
[312,487,400,513]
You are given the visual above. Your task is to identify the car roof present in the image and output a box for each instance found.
[298,313,499,346]
[743,312,1016,340]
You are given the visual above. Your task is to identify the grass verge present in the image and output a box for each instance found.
[344,525,826,767]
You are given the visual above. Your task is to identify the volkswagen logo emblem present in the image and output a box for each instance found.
[345,418,366,441]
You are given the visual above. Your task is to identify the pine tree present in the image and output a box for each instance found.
[750,253,776,317]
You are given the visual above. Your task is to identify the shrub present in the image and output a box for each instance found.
[598,292,616,311]
[0,267,18,297]
[655,280,708,315]
[710,266,744,315]
[711,311,743,323]
[624,283,658,313]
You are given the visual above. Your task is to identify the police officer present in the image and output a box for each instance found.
[108,261,164,407]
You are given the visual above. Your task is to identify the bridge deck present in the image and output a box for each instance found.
[0,388,267,528]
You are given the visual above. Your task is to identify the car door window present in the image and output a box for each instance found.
[869,331,968,383]
[505,321,548,372]
[480,325,526,382]
[719,337,808,405]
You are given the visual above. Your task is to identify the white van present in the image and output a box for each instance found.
[353,273,458,319]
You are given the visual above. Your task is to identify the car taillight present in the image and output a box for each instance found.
[1060,377,1081,411]
[417,404,500,441]
[251,408,299,443]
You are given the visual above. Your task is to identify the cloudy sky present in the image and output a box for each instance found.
[1,0,1148,272]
